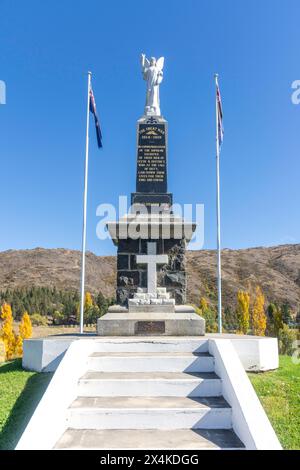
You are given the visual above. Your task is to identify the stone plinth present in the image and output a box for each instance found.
[97,305,205,337]
[107,213,197,306]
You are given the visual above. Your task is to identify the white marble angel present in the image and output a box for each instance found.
[140,53,164,116]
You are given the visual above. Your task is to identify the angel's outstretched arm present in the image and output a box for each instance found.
[141,53,150,70]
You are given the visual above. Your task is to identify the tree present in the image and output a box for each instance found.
[223,306,238,332]
[15,311,33,356]
[84,292,93,310]
[198,297,218,333]
[251,286,266,336]
[199,297,209,311]
[0,303,16,360]
[236,290,250,334]
[19,311,33,339]
[266,303,283,337]
[281,303,293,326]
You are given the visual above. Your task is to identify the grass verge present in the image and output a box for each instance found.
[248,355,300,450]
[0,359,52,450]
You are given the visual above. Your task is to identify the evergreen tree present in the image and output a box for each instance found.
[281,303,293,326]
[223,306,238,331]
[266,303,283,337]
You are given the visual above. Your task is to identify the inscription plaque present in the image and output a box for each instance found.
[135,321,165,335]
[136,123,167,193]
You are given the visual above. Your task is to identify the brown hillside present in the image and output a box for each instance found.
[0,244,299,313]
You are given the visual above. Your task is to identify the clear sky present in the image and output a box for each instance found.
[0,0,299,255]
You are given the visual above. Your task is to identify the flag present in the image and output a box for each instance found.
[89,86,102,148]
[216,78,224,148]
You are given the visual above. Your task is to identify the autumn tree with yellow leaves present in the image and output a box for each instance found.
[236,290,250,334]
[0,303,16,360]
[251,286,267,336]
[0,305,33,359]
[15,311,33,356]
[84,292,93,310]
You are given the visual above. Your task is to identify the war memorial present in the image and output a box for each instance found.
[97,53,205,337]
[17,55,281,451]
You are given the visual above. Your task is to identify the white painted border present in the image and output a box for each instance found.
[16,339,94,450]
[208,339,282,450]
[23,335,279,373]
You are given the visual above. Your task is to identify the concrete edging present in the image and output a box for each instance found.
[16,339,95,450]
[22,334,279,373]
[208,339,282,450]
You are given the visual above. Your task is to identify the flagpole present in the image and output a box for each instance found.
[215,73,222,334]
[79,71,92,334]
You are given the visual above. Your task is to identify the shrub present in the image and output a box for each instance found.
[52,310,65,325]
[278,324,298,356]
[30,313,48,326]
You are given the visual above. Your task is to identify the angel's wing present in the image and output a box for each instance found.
[156,57,164,71]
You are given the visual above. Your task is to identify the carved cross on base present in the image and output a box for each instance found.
[136,242,168,295]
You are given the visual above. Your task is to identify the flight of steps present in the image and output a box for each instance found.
[54,338,244,450]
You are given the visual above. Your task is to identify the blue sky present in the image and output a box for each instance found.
[0,0,299,255]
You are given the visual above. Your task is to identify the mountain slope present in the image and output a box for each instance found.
[0,245,299,312]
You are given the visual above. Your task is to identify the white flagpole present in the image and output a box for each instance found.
[79,71,92,334]
[215,73,222,334]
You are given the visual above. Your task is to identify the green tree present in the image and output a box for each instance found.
[281,303,293,326]
[198,297,218,333]
[223,306,238,332]
[266,303,283,337]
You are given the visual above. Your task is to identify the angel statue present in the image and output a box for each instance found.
[140,53,164,116]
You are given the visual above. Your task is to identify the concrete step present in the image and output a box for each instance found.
[92,337,209,353]
[77,371,222,397]
[54,428,244,450]
[67,396,231,430]
[87,352,214,373]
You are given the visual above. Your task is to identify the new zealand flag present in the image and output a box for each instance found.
[89,87,102,148]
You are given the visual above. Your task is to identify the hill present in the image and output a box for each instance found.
[0,244,299,314]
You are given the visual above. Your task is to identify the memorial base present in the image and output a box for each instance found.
[97,305,205,337]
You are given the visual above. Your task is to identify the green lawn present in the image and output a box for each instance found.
[0,356,298,450]
[248,355,300,450]
[0,359,52,450]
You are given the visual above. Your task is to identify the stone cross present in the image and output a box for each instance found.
[136,242,168,295]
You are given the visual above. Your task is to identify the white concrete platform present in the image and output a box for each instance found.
[17,336,281,450]
[23,334,279,372]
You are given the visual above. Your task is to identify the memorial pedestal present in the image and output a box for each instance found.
[97,110,205,336]
[107,213,196,306]
[97,305,205,336]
